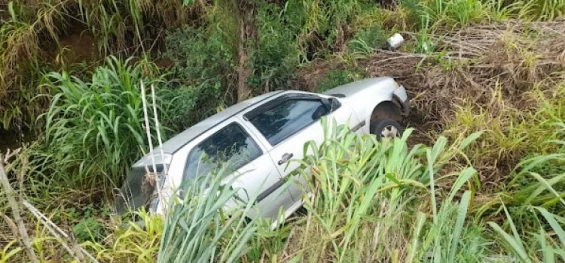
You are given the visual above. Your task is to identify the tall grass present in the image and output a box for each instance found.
[419,0,487,28]
[400,0,565,30]
[517,0,565,21]
[39,56,173,190]
[157,166,261,263]
[488,140,565,262]
[259,118,485,262]
[3,115,565,262]
[0,0,195,130]
[0,1,62,130]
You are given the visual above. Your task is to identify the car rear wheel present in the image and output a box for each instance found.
[371,119,403,141]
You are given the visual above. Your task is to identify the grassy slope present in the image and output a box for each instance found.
[1,0,565,262]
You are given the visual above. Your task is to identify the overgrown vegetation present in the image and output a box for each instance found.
[1,0,565,262]
[39,56,178,190]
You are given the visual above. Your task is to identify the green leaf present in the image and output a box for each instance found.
[534,207,565,248]
[458,131,484,150]
[448,191,471,262]
[447,167,477,203]
[488,222,530,262]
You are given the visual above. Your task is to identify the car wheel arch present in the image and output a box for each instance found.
[368,100,402,134]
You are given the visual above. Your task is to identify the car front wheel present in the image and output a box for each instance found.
[371,119,403,141]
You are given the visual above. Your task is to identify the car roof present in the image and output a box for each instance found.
[154,91,284,154]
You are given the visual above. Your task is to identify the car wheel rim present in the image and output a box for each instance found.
[380,125,399,139]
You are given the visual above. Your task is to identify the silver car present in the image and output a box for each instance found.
[116,77,410,224]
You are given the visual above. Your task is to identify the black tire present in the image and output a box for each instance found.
[371,119,404,141]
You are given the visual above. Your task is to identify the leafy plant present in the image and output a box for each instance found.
[164,25,233,122]
[39,56,174,190]
[83,209,165,262]
[347,25,387,55]
[72,217,104,243]
[248,3,302,92]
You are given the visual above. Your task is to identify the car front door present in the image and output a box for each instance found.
[180,120,295,223]
[242,93,359,203]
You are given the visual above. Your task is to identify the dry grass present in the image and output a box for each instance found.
[367,19,565,121]
[296,19,565,187]
[366,20,565,183]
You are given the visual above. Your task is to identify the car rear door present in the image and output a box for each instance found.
[179,118,295,223]
[242,93,359,202]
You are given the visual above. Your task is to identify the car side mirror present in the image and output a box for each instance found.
[312,104,330,120]
[320,97,332,110]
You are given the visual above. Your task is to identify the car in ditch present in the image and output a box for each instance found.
[115,77,410,225]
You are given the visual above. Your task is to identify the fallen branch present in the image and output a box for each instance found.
[0,150,39,263]
[22,200,99,263]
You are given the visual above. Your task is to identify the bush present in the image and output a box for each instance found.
[163,25,233,122]
[248,3,302,92]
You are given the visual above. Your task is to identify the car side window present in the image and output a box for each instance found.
[183,123,262,182]
[249,98,332,146]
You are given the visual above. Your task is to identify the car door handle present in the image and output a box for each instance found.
[278,153,294,165]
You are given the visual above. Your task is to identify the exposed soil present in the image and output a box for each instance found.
[56,31,98,65]
[0,128,35,154]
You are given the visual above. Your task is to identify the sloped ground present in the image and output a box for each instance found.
[299,19,565,185]
[2,15,565,262]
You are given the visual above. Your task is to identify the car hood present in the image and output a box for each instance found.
[322,77,396,98]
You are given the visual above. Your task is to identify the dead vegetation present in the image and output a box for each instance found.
[297,19,565,186]
[369,19,565,185]
[368,19,565,122]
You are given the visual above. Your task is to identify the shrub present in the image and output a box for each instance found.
[248,3,302,92]
[163,25,233,122]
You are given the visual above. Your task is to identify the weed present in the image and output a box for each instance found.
[347,25,388,55]
[72,217,104,243]
[83,209,164,262]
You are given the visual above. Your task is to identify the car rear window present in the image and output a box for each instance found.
[248,99,328,145]
[115,164,165,214]
[183,122,262,182]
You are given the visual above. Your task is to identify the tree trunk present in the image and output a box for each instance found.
[236,1,256,102]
